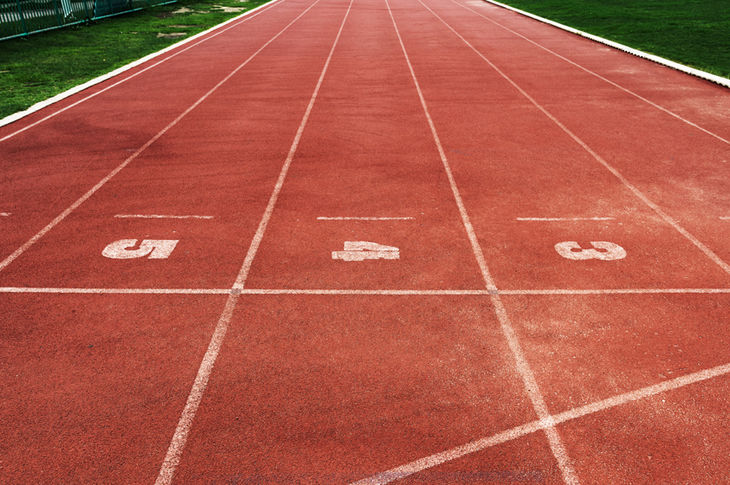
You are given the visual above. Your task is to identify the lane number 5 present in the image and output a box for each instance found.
[554,241,626,261]
[102,239,178,259]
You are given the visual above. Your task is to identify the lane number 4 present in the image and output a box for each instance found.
[102,239,179,259]
[555,241,626,261]
[332,241,400,262]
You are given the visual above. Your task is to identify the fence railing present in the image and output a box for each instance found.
[1,0,176,41]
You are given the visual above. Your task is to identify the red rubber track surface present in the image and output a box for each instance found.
[1,0,728,483]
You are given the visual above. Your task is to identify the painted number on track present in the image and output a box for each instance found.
[102,239,179,259]
[332,241,400,262]
[554,241,626,261]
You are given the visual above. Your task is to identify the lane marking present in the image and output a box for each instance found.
[317,216,414,220]
[420,0,730,277]
[516,217,614,221]
[0,0,318,275]
[388,2,578,483]
[451,0,730,145]
[720,217,730,220]
[332,241,400,261]
[499,288,730,295]
[102,239,179,259]
[0,287,231,294]
[155,1,354,483]
[555,241,626,261]
[351,361,730,484]
[0,212,10,217]
[0,287,729,295]
[114,214,214,219]
[0,0,284,139]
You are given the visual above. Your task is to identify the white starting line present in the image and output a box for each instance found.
[317,216,414,221]
[1,287,729,295]
[114,214,214,220]
[516,217,615,221]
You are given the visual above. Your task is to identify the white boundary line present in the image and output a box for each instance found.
[419,0,730,277]
[720,217,730,221]
[480,0,730,90]
[0,0,284,139]
[0,287,231,294]
[516,217,614,222]
[0,0,317,275]
[114,214,214,219]
[316,216,415,220]
[154,1,354,482]
[1,287,728,295]
[351,361,730,484]
[451,0,730,146]
[387,1,578,483]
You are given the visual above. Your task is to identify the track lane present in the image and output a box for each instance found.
[0,0,313,263]
[419,0,730,275]
[242,0,485,290]
[459,0,730,141]
[169,295,544,483]
[389,0,730,290]
[0,293,227,483]
[0,0,347,289]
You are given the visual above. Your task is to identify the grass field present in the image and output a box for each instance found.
[493,0,730,79]
[0,0,271,119]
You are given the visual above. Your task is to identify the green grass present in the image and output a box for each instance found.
[492,0,730,79]
[0,0,272,119]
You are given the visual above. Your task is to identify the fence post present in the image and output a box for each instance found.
[54,0,65,25]
[15,0,28,35]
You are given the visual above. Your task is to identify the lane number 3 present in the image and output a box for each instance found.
[554,241,626,261]
[102,239,179,259]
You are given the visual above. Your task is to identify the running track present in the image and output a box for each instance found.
[1,0,729,482]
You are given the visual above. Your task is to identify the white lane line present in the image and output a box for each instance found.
[516,217,614,221]
[0,0,318,275]
[0,287,231,294]
[499,288,730,295]
[387,2,579,484]
[243,288,489,295]
[421,0,730,277]
[317,216,415,220]
[452,0,730,145]
[0,212,10,217]
[114,214,214,220]
[155,1,354,483]
[1,287,729,295]
[0,0,284,140]
[351,361,730,485]
[233,3,352,290]
[720,216,730,220]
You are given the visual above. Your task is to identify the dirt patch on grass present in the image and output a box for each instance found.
[156,32,188,38]
[212,5,245,12]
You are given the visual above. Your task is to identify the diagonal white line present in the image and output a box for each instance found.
[0,0,317,275]
[387,1,578,483]
[0,0,284,141]
[351,361,730,484]
[419,0,730,277]
[451,0,730,146]
[154,1,355,483]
